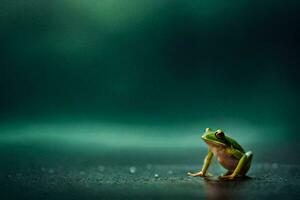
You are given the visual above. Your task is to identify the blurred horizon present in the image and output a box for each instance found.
[1,0,300,148]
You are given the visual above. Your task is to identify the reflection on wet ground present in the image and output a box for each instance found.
[0,122,299,199]
[1,163,299,199]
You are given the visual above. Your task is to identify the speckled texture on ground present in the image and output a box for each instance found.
[1,163,299,200]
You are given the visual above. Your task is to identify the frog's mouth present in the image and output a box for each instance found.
[201,136,227,147]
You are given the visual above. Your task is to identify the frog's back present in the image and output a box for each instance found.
[225,136,245,153]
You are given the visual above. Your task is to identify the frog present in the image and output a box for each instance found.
[188,128,253,180]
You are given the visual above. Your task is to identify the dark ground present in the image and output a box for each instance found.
[2,163,299,200]
[1,142,299,200]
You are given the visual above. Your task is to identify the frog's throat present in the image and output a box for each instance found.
[202,137,227,147]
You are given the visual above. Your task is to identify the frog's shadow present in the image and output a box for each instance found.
[203,175,252,183]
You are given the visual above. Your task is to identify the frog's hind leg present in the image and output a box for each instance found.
[219,151,253,180]
[239,151,253,176]
[222,170,233,176]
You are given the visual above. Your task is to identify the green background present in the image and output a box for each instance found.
[0,2,300,198]
[1,0,299,149]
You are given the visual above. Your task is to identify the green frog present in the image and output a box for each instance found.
[188,128,253,180]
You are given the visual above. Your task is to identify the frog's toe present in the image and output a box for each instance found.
[206,172,213,177]
[218,175,236,180]
[222,171,233,176]
[187,171,204,177]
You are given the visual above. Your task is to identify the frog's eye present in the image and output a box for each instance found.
[215,130,225,139]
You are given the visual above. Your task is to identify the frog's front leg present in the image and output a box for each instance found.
[219,151,253,180]
[188,150,213,177]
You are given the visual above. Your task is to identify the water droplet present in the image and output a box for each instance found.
[7,174,12,178]
[272,163,278,169]
[98,166,105,172]
[129,166,136,174]
[80,171,86,175]
[41,167,46,172]
[48,169,54,174]
[154,173,159,178]
[167,170,173,175]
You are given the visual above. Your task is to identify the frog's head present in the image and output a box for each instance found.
[201,128,229,147]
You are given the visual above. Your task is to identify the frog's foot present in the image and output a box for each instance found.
[187,171,205,177]
[222,171,233,176]
[218,174,236,180]
[219,174,245,180]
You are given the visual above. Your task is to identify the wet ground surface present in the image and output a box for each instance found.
[1,162,299,200]
[1,122,300,199]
